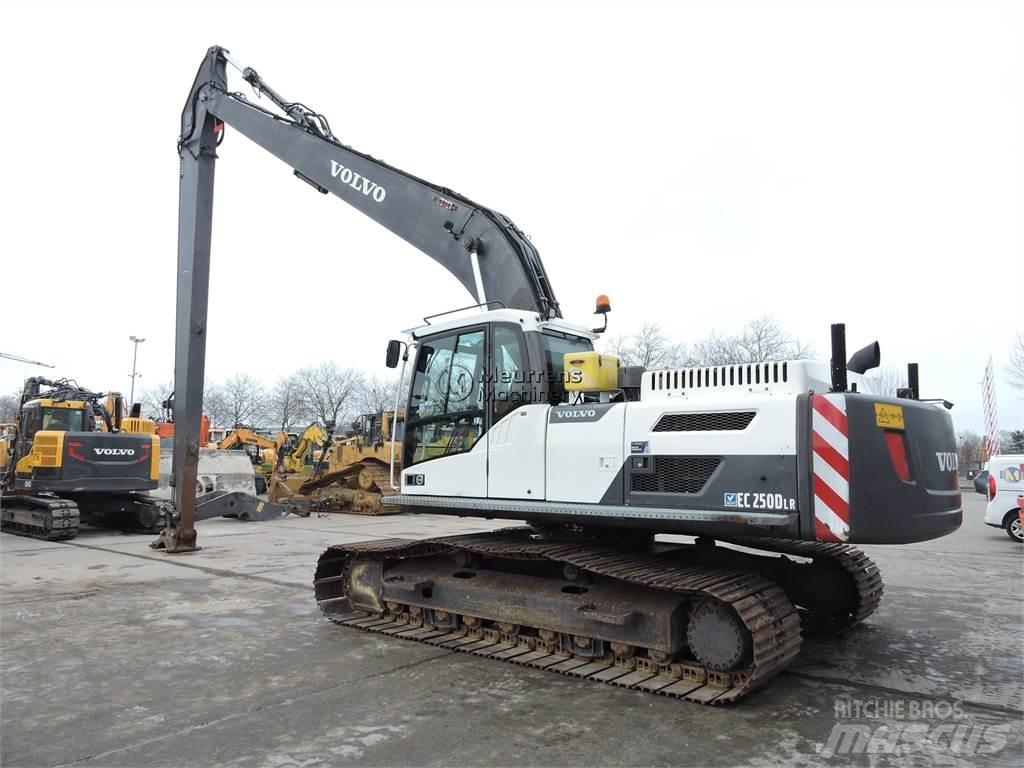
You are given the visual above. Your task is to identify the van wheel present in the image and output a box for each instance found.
[1004,512,1024,543]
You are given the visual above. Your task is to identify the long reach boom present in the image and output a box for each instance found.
[171,47,560,549]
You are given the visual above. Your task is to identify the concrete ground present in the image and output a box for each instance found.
[1,494,1021,768]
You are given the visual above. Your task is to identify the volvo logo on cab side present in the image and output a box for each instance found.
[554,409,596,419]
[330,161,386,203]
[548,404,614,423]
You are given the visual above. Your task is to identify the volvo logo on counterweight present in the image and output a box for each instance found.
[93,448,135,456]
[330,161,386,203]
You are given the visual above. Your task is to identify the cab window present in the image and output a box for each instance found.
[492,326,529,421]
[540,332,593,405]
[41,407,83,432]
[405,329,486,467]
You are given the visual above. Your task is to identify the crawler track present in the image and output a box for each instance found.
[315,529,803,704]
[0,495,80,541]
[724,536,884,632]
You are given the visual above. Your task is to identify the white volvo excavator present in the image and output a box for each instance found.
[165,47,962,704]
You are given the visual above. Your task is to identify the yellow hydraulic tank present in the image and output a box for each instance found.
[564,351,621,392]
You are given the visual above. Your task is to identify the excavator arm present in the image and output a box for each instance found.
[216,428,279,452]
[282,423,328,474]
[169,46,563,550]
[181,46,560,315]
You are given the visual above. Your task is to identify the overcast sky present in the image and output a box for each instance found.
[1,0,1020,433]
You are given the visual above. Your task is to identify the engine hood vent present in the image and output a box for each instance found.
[653,411,756,432]
[641,360,833,400]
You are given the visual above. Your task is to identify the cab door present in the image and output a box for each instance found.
[401,327,488,497]
[488,324,547,499]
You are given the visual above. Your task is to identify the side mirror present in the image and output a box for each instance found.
[847,341,880,374]
[385,340,402,369]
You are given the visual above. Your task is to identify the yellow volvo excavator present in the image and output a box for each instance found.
[1,378,170,539]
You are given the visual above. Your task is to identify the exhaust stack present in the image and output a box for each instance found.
[830,324,848,392]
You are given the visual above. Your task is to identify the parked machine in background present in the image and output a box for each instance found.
[982,456,1024,542]
[278,423,329,474]
[0,377,171,539]
[277,411,404,515]
[167,46,963,704]
[216,427,283,463]
[216,427,287,493]
[267,422,334,502]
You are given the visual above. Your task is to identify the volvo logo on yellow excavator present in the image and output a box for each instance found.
[93,448,135,457]
[330,161,386,203]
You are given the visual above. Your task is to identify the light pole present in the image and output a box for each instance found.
[129,336,145,405]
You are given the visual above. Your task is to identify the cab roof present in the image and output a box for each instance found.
[405,307,597,341]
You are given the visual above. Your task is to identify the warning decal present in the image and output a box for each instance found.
[874,403,905,430]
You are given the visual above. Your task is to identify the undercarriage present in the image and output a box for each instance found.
[315,528,882,704]
[0,495,80,541]
[0,492,174,540]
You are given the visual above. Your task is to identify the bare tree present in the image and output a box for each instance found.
[0,393,18,422]
[1007,331,1024,390]
[266,375,308,432]
[1004,430,1024,454]
[998,429,1024,454]
[205,373,266,428]
[691,316,813,366]
[861,366,906,398]
[606,322,688,368]
[203,385,230,428]
[295,362,364,426]
[957,430,983,469]
[355,375,400,416]
[689,331,744,366]
[140,380,175,420]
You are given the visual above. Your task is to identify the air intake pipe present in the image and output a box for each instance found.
[847,341,881,375]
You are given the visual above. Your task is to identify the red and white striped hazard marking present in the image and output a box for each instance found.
[812,394,850,542]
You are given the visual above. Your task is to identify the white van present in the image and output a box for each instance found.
[983,455,1024,542]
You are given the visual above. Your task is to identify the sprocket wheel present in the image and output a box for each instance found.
[686,599,751,671]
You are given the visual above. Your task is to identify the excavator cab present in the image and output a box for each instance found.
[393,311,595,475]
[352,413,393,446]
